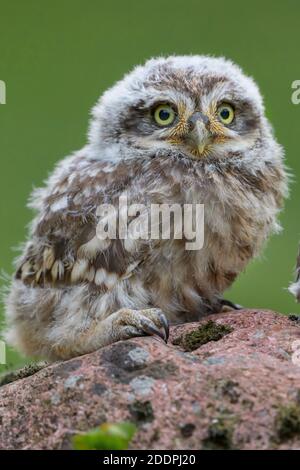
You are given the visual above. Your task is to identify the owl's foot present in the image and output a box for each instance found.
[47,307,170,360]
[220,299,243,312]
[111,307,170,344]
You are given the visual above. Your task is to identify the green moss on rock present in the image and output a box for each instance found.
[0,362,48,387]
[173,321,233,352]
[275,404,300,442]
[202,416,235,450]
[128,400,154,424]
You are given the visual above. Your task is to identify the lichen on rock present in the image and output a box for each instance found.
[172,320,233,351]
[274,403,300,442]
[0,361,48,387]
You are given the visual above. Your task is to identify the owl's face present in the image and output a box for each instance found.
[89,56,278,166]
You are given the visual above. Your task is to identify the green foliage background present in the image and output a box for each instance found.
[0,0,299,370]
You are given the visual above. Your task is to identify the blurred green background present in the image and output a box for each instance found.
[0,0,299,371]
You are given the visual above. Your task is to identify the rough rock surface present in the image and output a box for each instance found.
[1,309,300,450]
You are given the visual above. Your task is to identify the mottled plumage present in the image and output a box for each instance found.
[4,56,288,360]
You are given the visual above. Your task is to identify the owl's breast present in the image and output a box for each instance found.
[140,162,284,320]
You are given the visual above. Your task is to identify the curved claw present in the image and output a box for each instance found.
[158,312,170,343]
[221,299,243,310]
[140,318,166,342]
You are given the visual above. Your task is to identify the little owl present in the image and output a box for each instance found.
[4,56,288,360]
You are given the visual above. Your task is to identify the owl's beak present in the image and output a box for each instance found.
[187,112,211,155]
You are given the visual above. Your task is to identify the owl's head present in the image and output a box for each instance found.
[89,56,281,167]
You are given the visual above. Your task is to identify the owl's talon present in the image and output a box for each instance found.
[220,299,243,311]
[158,312,170,342]
[140,318,166,342]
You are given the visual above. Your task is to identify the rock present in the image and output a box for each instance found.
[1,309,300,450]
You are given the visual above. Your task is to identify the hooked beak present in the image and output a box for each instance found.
[187,112,211,155]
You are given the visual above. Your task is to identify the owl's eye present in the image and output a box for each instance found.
[153,104,176,126]
[217,103,235,125]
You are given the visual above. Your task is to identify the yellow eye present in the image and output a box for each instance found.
[153,104,176,126]
[217,103,235,125]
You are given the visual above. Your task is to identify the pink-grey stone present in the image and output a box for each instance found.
[1,309,300,450]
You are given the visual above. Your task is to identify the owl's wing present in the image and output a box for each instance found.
[16,152,157,290]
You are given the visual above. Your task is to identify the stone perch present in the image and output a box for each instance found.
[1,309,300,450]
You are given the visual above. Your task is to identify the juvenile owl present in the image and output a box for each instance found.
[5,56,288,360]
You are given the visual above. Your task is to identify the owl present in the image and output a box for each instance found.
[4,56,288,360]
